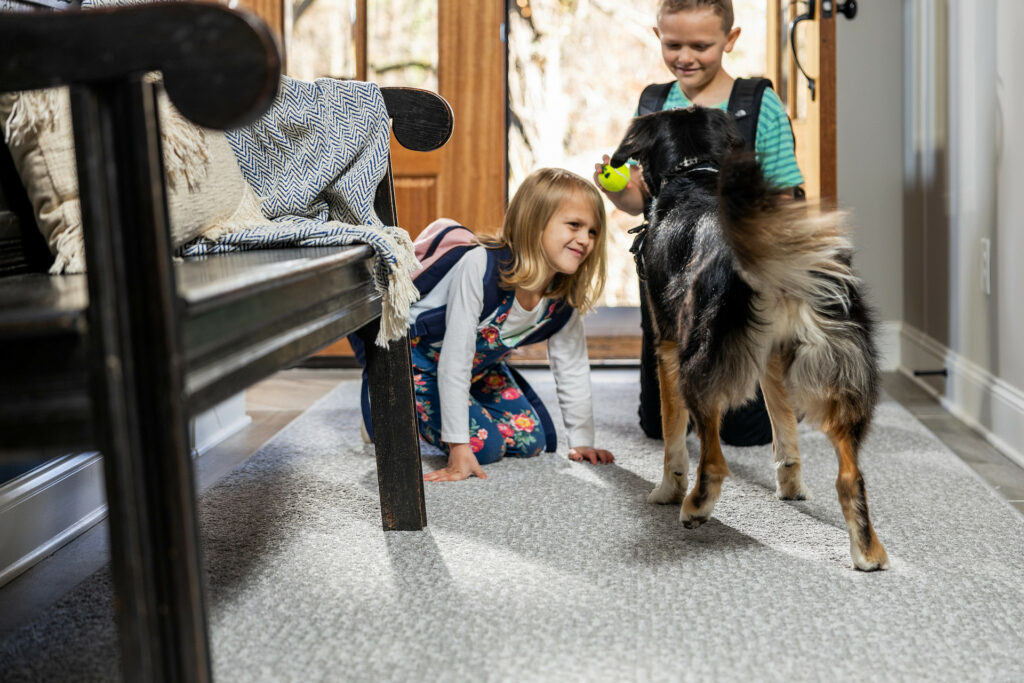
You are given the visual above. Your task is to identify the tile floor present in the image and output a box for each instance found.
[881,372,1024,513]
[1,368,1022,638]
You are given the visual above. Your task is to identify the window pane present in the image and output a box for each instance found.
[367,0,438,91]
[288,0,358,81]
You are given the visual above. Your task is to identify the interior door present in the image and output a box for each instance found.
[384,0,507,238]
[308,0,507,360]
[767,0,837,202]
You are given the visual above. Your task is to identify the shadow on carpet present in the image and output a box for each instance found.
[2,368,1024,681]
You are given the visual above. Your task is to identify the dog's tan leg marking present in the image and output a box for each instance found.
[648,343,689,505]
[681,406,730,529]
[822,413,889,571]
[760,353,808,500]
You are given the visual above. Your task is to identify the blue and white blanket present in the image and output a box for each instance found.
[180,77,419,346]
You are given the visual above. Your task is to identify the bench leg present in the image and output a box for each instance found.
[356,321,427,530]
[72,81,212,681]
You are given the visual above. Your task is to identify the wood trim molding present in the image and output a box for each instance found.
[437,0,506,232]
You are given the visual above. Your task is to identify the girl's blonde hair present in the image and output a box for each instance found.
[479,168,607,313]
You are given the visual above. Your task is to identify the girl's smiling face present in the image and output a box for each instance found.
[540,191,598,276]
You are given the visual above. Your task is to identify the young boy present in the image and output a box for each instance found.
[595,0,804,445]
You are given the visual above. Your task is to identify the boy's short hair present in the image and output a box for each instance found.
[657,0,734,33]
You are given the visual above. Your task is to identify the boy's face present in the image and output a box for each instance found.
[655,8,741,95]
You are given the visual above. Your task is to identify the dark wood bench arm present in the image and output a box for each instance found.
[0,2,279,129]
[0,3,435,681]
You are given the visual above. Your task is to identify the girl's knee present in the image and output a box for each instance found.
[471,433,506,465]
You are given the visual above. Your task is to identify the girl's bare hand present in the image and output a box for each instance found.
[424,443,487,481]
[593,155,646,216]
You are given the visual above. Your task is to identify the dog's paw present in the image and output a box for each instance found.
[775,481,810,501]
[680,512,708,529]
[850,541,890,572]
[647,483,684,505]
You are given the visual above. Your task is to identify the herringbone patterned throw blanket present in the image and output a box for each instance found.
[180,77,419,346]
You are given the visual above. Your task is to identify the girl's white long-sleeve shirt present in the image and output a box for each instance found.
[408,246,595,448]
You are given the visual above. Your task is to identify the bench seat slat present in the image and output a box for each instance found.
[0,244,381,453]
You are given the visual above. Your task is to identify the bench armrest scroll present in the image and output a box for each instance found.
[0,2,280,130]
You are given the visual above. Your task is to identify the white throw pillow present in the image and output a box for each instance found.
[0,85,265,274]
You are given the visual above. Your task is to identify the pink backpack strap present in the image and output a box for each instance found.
[411,218,474,280]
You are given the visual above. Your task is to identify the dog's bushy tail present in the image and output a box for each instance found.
[718,152,859,312]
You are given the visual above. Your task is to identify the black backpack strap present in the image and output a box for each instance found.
[409,245,512,342]
[414,245,474,297]
[727,77,772,151]
[480,247,512,320]
[414,223,475,297]
[421,223,472,260]
[518,302,573,347]
[637,81,674,115]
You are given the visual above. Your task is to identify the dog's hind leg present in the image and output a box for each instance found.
[681,404,731,529]
[822,410,889,571]
[648,342,690,505]
[761,353,809,500]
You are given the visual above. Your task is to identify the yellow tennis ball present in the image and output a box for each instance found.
[598,163,630,192]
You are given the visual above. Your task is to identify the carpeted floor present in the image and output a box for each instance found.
[3,368,1024,681]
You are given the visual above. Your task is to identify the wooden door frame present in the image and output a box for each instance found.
[312,0,508,360]
[767,0,836,203]
[348,0,507,235]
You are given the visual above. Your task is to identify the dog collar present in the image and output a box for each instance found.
[665,156,719,178]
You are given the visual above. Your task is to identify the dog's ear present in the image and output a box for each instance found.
[609,113,659,169]
[703,108,746,159]
[610,113,669,195]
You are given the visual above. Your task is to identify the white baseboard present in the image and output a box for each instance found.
[0,391,251,589]
[0,453,107,588]
[191,391,251,456]
[900,323,1024,469]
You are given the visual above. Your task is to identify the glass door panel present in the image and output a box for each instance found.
[287,0,359,80]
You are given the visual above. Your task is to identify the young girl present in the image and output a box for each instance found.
[410,168,614,481]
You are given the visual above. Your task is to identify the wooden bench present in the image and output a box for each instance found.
[0,3,449,679]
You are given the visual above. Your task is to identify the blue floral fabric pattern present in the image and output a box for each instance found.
[410,290,561,463]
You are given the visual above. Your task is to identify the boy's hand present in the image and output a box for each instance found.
[568,446,615,465]
[593,155,646,216]
[424,443,487,482]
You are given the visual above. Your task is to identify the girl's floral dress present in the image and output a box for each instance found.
[410,292,564,465]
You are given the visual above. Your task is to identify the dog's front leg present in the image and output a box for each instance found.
[681,405,731,528]
[761,352,809,500]
[647,342,689,505]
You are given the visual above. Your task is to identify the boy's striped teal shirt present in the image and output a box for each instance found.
[660,81,804,190]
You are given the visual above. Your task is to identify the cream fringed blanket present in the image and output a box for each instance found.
[181,76,420,346]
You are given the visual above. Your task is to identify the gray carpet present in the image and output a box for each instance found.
[3,368,1024,681]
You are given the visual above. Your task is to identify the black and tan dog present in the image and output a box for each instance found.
[611,106,888,571]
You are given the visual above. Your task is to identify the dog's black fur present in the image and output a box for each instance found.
[611,106,889,571]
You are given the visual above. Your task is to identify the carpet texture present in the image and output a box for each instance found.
[3,369,1024,681]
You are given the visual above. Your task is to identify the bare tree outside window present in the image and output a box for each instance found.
[366,0,438,91]
[508,0,766,306]
[287,0,438,92]
[289,0,358,81]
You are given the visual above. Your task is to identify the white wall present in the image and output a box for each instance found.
[901,0,1024,466]
[836,0,904,331]
[994,0,1024,391]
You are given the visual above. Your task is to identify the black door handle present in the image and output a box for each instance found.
[788,0,816,101]
[821,0,858,19]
